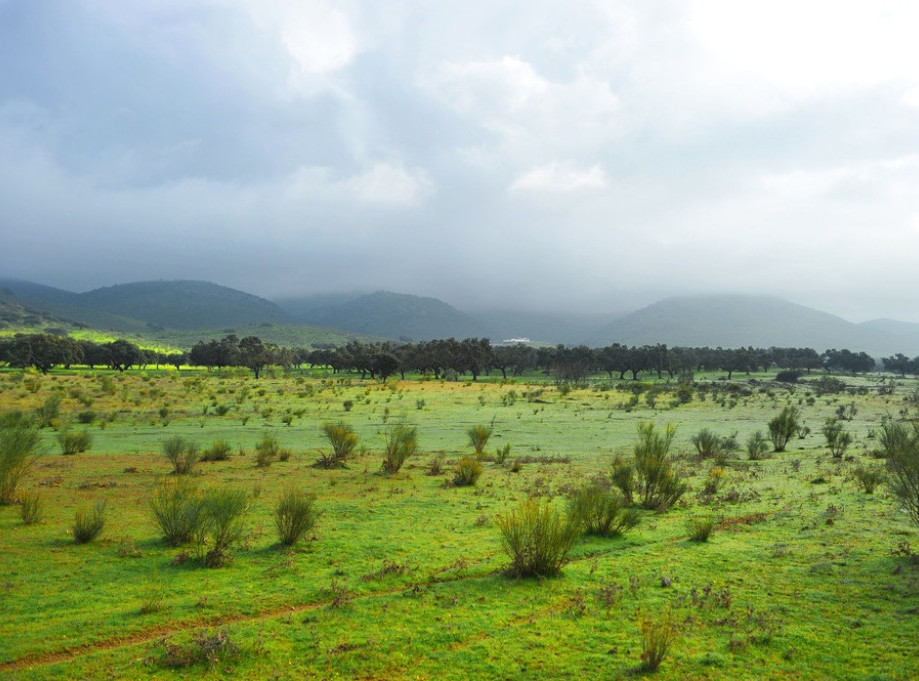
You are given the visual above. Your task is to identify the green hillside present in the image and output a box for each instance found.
[288,290,485,341]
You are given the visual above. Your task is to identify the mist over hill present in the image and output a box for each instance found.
[589,295,913,356]
[281,291,485,342]
[4,277,919,357]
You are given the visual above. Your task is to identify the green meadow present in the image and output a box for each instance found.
[1,367,918,680]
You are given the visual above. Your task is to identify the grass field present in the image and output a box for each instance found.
[1,367,918,680]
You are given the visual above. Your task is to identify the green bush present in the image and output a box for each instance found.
[200,440,232,462]
[497,498,579,578]
[381,425,418,474]
[768,406,800,452]
[255,433,280,468]
[35,394,62,428]
[19,490,42,525]
[615,423,687,511]
[57,427,92,455]
[638,608,678,672]
[746,430,771,460]
[822,418,853,459]
[853,465,885,494]
[691,428,735,464]
[72,500,107,544]
[163,436,199,475]
[881,421,919,527]
[317,422,357,469]
[0,421,40,506]
[568,481,639,537]
[275,486,317,546]
[199,487,249,567]
[452,456,483,487]
[467,424,493,456]
[150,479,205,546]
[76,410,96,424]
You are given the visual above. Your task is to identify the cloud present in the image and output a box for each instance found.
[509,161,608,194]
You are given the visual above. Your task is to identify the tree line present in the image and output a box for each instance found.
[0,332,895,380]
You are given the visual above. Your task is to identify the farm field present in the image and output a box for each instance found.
[1,367,918,680]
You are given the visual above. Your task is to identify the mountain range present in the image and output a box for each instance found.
[2,277,919,356]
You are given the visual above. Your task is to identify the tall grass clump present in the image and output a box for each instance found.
[467,424,493,456]
[497,498,579,578]
[686,515,718,542]
[275,486,317,546]
[568,480,639,537]
[150,479,205,546]
[691,428,735,464]
[316,422,357,469]
[768,406,800,452]
[381,425,418,474]
[613,423,687,511]
[72,500,107,544]
[19,490,42,525]
[452,456,483,487]
[0,420,40,506]
[638,608,678,672]
[853,465,885,494]
[200,440,232,462]
[57,427,92,455]
[255,433,281,468]
[163,436,199,475]
[199,487,249,567]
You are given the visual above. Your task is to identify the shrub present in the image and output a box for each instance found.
[568,481,639,537]
[156,628,239,669]
[467,424,493,456]
[317,422,357,469]
[35,393,62,428]
[881,421,919,528]
[427,455,445,476]
[199,487,249,567]
[691,428,735,464]
[627,423,687,511]
[767,406,800,452]
[746,431,771,460]
[57,427,92,455]
[381,425,418,474]
[255,433,280,468]
[853,465,885,494]
[200,440,232,462]
[76,410,96,424]
[19,490,42,525]
[638,608,678,672]
[150,479,205,546]
[0,421,40,505]
[822,418,853,459]
[275,486,317,546]
[611,456,635,505]
[494,443,512,465]
[497,498,579,578]
[453,456,483,487]
[686,515,717,542]
[72,500,107,544]
[702,467,727,495]
[163,436,199,475]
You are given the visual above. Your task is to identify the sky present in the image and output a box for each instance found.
[2,1,919,321]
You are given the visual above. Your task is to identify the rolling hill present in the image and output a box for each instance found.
[280,290,486,341]
[588,295,913,356]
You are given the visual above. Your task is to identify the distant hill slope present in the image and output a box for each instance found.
[589,295,912,356]
[288,291,485,341]
[0,279,296,331]
[79,280,296,330]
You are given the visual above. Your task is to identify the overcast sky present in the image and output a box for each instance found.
[2,1,919,321]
